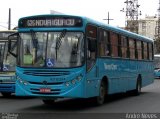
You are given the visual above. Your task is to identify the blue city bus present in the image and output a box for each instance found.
[0,30,17,97]
[8,15,154,105]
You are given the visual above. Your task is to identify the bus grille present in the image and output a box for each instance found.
[23,70,70,76]
[28,81,63,85]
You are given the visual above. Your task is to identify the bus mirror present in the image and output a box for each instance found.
[8,33,18,58]
[88,39,96,52]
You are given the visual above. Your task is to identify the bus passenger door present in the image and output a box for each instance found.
[85,25,99,97]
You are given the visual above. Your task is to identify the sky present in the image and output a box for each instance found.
[0,0,159,29]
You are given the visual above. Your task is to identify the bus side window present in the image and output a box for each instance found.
[110,32,118,57]
[143,42,148,60]
[137,40,142,60]
[98,28,110,56]
[141,41,144,59]
[121,36,128,58]
[148,42,153,60]
[129,38,135,59]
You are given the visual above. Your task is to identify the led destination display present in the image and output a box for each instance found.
[19,16,83,28]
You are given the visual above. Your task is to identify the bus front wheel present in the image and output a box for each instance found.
[94,81,106,105]
[1,92,12,97]
[42,99,55,105]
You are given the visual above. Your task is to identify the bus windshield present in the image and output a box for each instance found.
[19,32,84,68]
[0,41,16,72]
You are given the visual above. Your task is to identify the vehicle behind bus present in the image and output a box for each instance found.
[154,54,160,79]
[8,15,154,105]
[0,30,17,97]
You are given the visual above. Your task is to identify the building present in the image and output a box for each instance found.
[138,16,157,39]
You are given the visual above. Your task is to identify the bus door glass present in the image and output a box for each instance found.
[86,25,97,70]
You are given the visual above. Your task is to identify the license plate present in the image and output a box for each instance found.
[40,88,51,93]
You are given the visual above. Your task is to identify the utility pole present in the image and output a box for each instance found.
[103,12,114,24]
[8,8,11,30]
[120,0,141,33]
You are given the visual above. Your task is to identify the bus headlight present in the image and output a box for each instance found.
[16,76,28,85]
[76,74,83,81]
[65,74,83,87]
[65,82,70,87]
[71,79,76,84]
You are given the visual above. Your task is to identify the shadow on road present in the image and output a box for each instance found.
[20,92,149,112]
[0,94,35,100]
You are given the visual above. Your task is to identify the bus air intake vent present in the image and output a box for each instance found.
[23,70,70,76]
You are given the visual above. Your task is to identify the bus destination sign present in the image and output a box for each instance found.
[19,17,83,28]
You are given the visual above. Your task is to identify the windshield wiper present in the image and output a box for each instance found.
[56,29,67,50]
[55,29,67,59]
[30,30,39,49]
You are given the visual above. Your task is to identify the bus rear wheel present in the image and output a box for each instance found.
[1,92,12,97]
[94,81,106,105]
[42,99,55,105]
[132,78,142,96]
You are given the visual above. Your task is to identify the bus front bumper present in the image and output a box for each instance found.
[0,83,15,93]
[15,80,86,98]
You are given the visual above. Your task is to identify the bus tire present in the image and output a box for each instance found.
[1,92,12,97]
[42,100,55,105]
[133,77,142,96]
[94,80,106,105]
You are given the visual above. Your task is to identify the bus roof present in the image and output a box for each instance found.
[83,16,153,43]
[0,30,17,32]
[19,14,153,43]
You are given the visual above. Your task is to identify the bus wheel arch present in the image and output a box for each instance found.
[133,74,142,95]
[137,74,142,94]
[94,76,109,105]
[101,76,109,95]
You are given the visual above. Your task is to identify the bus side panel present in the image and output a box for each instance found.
[98,58,127,94]
[85,61,100,98]
[98,58,154,94]
[141,62,154,87]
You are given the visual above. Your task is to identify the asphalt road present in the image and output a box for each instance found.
[0,79,160,119]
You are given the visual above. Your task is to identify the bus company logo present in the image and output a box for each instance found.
[43,81,48,85]
[104,63,118,70]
